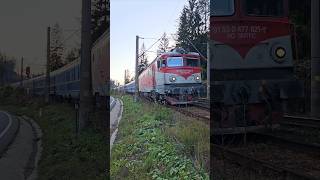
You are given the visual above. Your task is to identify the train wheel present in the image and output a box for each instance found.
[151,91,157,103]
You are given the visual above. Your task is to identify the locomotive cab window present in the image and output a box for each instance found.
[185,58,200,67]
[161,59,167,67]
[245,0,284,17]
[210,0,234,16]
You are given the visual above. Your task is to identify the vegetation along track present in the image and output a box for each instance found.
[138,95,210,123]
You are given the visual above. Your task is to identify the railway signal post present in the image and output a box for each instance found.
[79,0,92,131]
[311,0,320,117]
[134,35,139,102]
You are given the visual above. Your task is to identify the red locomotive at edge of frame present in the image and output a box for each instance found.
[210,0,304,134]
[138,48,204,105]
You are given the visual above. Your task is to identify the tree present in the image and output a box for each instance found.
[65,48,80,63]
[50,23,65,72]
[158,32,170,52]
[176,0,209,80]
[0,52,18,86]
[124,69,131,84]
[139,43,148,74]
[91,0,109,43]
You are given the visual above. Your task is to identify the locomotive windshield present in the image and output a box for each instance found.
[167,57,183,67]
[210,0,234,16]
[246,0,284,17]
[164,56,200,67]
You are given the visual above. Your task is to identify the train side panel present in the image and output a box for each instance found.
[139,62,157,93]
[91,31,109,97]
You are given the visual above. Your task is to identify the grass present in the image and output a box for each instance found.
[110,95,209,179]
[0,87,107,180]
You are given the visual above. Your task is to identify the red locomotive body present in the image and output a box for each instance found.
[139,49,203,105]
[210,0,304,134]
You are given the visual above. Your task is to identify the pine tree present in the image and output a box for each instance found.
[177,6,190,51]
[124,69,131,84]
[91,0,109,43]
[176,0,209,80]
[158,32,170,53]
[50,23,65,72]
[139,43,148,74]
[65,48,80,63]
[0,53,18,85]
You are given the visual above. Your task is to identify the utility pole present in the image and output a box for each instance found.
[207,41,210,99]
[134,35,139,102]
[79,0,92,131]
[20,57,24,87]
[311,0,320,117]
[124,70,126,85]
[45,27,51,103]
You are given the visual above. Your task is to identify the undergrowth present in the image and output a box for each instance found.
[111,95,209,179]
[0,87,107,180]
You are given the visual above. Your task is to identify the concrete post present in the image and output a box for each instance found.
[45,27,50,103]
[79,0,92,131]
[134,36,139,102]
[207,42,210,99]
[311,0,320,117]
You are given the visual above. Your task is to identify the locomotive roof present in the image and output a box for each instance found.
[138,51,200,76]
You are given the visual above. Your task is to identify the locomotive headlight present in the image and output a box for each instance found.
[195,75,200,81]
[169,76,176,82]
[275,47,286,59]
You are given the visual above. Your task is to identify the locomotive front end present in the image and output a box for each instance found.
[210,0,304,133]
[157,52,203,104]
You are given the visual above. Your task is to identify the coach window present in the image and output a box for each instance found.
[246,0,284,17]
[211,0,234,16]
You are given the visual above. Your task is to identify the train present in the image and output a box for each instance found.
[10,30,109,102]
[139,48,204,105]
[210,0,304,134]
[116,81,135,94]
[118,48,205,105]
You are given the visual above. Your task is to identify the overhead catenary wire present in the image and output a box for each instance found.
[138,35,163,59]
[184,36,207,61]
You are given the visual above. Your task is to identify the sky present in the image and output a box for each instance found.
[0,0,81,74]
[110,0,188,85]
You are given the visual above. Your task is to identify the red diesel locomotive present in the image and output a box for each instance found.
[210,0,304,134]
[139,48,203,105]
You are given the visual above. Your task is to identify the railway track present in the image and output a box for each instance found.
[168,104,210,123]
[191,98,210,110]
[281,115,320,130]
[213,143,319,180]
[139,95,210,123]
[213,132,320,179]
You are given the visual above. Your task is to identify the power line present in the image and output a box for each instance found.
[50,29,80,53]
[62,29,81,45]
[184,36,207,60]
[138,35,163,59]
[139,37,157,40]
